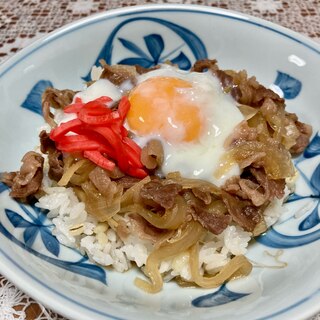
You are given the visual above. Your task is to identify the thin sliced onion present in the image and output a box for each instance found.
[141,139,164,169]
[166,172,220,195]
[248,112,270,142]
[213,153,236,179]
[206,199,228,215]
[70,161,96,185]
[238,105,258,120]
[189,242,252,288]
[81,181,122,221]
[229,140,294,179]
[122,195,187,230]
[58,159,87,186]
[282,121,300,150]
[134,221,205,293]
[120,176,151,207]
[73,186,86,203]
[252,218,268,236]
[260,99,286,143]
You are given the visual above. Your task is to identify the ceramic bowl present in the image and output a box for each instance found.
[0,4,319,320]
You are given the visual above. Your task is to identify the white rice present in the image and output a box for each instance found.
[36,185,256,280]
[263,186,290,227]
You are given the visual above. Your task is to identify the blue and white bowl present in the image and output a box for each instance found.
[0,4,319,320]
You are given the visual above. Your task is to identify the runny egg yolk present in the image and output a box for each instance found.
[127,77,202,143]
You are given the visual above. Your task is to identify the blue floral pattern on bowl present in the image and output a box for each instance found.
[0,183,107,285]
[82,17,208,81]
[192,284,250,308]
[21,80,53,115]
[117,34,191,70]
[257,132,320,248]
[274,71,302,99]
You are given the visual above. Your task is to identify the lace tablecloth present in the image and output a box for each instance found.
[0,1,319,319]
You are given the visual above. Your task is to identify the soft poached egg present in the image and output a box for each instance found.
[71,65,244,186]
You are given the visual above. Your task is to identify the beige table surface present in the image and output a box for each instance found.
[0,0,319,319]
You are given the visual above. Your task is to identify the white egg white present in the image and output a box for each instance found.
[130,65,244,187]
[75,79,122,103]
[57,79,123,125]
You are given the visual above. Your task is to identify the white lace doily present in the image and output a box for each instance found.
[0,277,66,320]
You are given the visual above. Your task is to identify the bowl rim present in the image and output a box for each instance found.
[0,4,319,320]
[1,3,320,76]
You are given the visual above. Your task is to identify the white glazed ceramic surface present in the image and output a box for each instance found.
[0,5,319,320]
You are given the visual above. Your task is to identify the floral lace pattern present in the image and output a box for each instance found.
[0,0,320,63]
[0,1,320,319]
[0,277,66,320]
